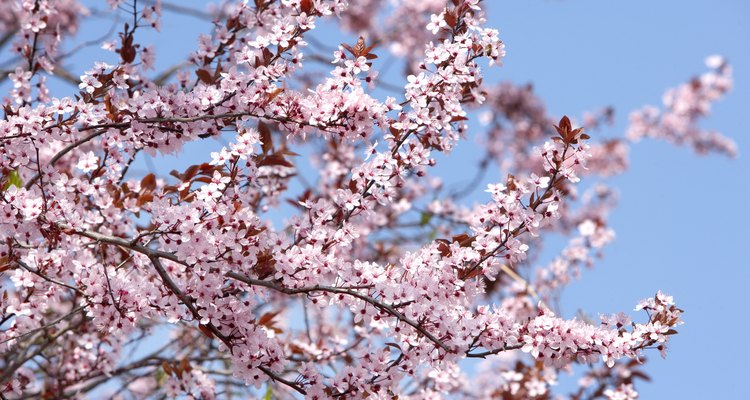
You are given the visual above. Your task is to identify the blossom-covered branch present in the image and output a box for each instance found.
[0,0,731,398]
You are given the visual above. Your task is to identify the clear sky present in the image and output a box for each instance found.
[15,0,749,398]
[481,2,749,399]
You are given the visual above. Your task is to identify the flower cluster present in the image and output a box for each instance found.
[0,0,727,399]
[627,55,737,157]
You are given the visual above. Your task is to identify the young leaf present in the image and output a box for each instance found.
[3,170,23,190]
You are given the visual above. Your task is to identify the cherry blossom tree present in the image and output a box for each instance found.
[0,0,735,399]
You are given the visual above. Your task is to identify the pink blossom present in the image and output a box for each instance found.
[0,1,708,398]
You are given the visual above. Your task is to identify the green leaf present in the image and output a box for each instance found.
[155,369,166,386]
[263,384,273,400]
[3,170,23,190]
[419,212,433,226]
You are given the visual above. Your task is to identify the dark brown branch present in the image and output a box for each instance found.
[226,271,451,352]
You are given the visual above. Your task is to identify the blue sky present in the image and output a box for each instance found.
[12,0,748,398]
[482,1,749,398]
